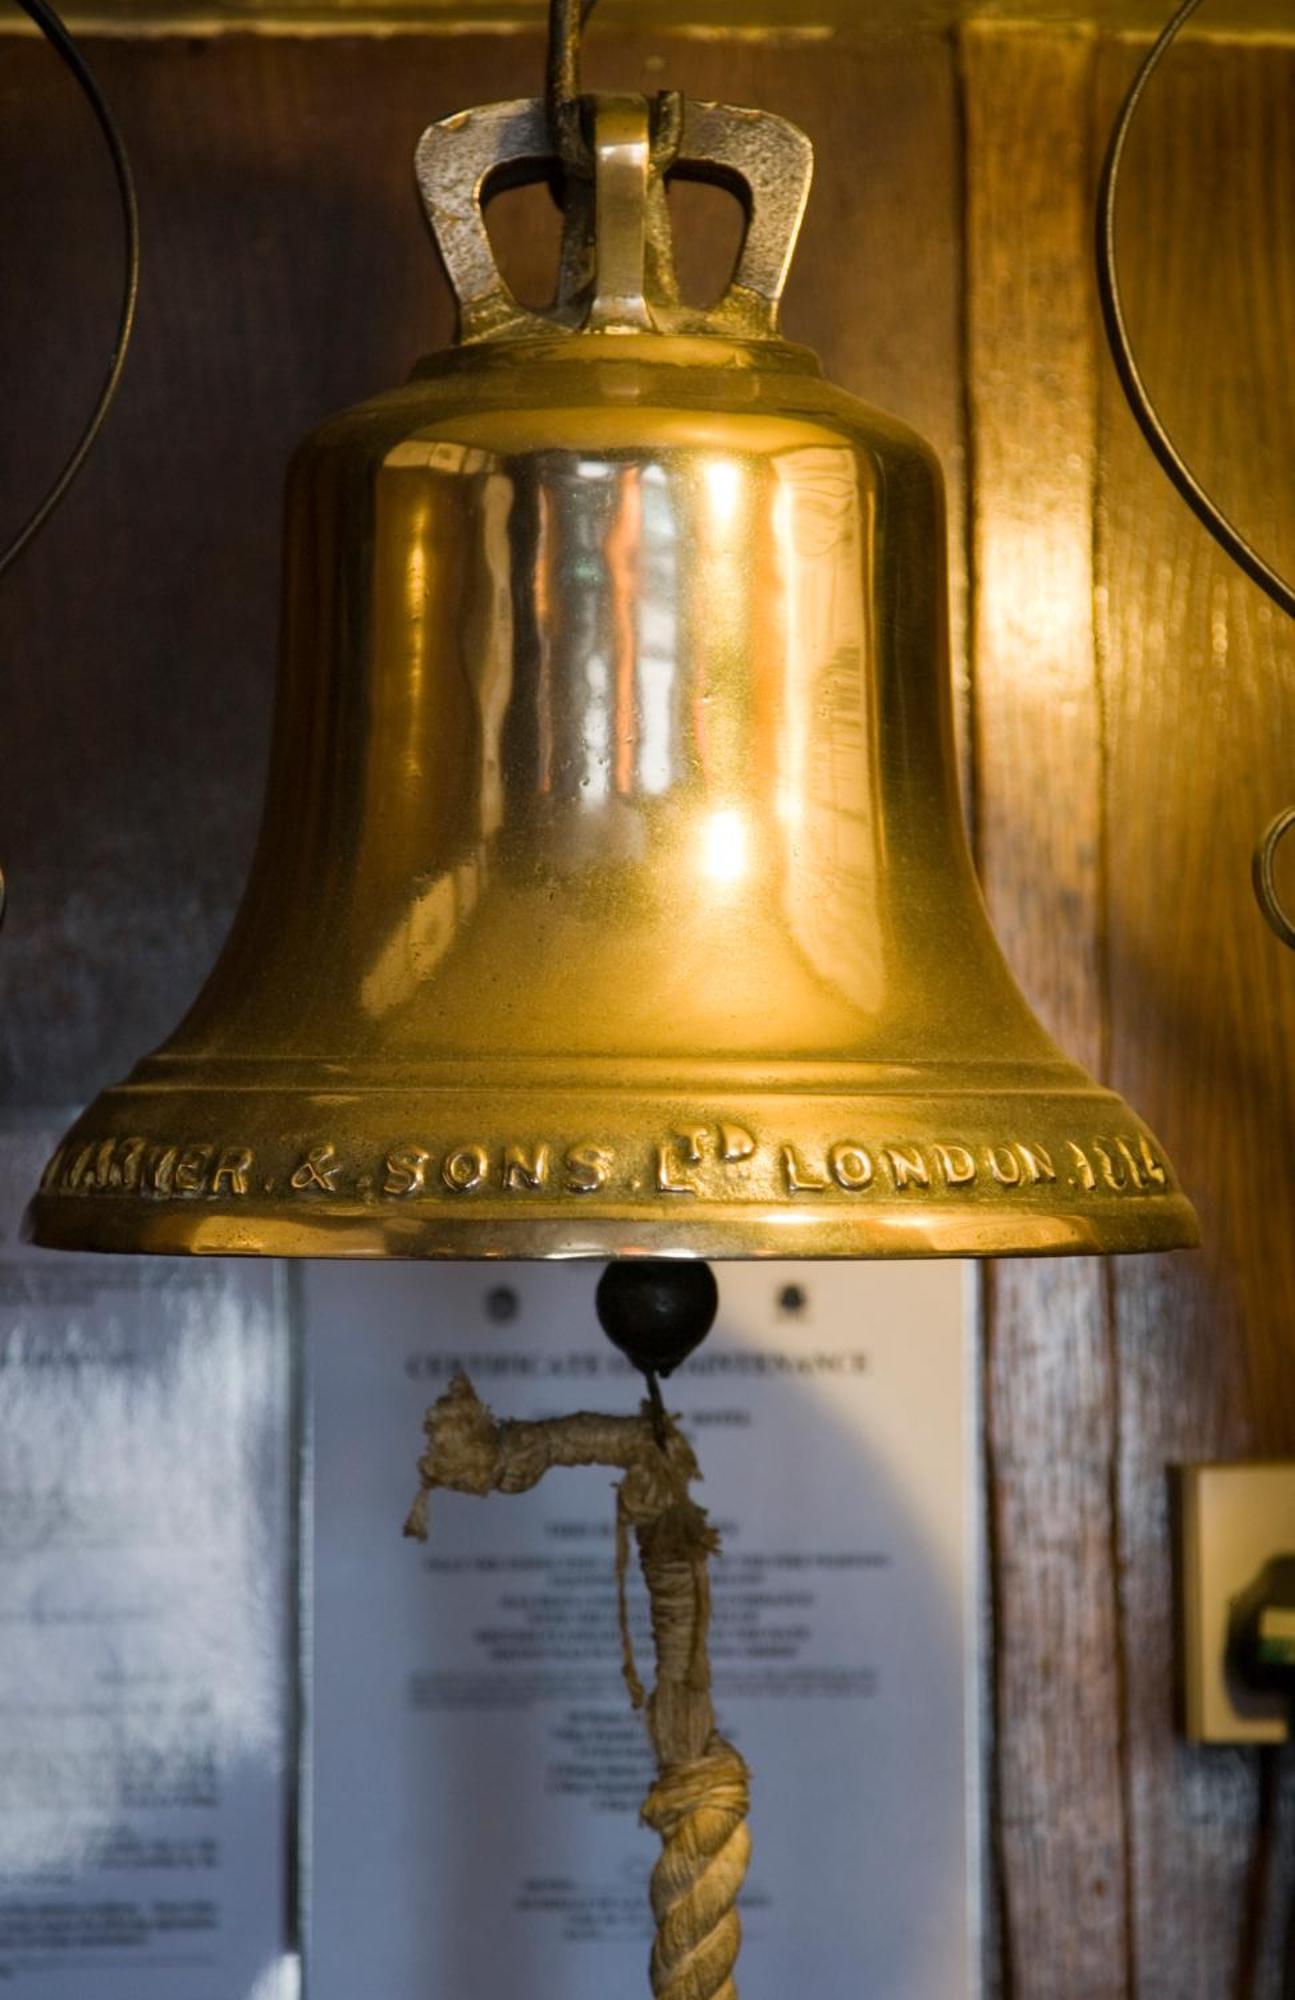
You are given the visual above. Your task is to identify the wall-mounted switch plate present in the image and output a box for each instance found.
[1174,1461,1295,1744]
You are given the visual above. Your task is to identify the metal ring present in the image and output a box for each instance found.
[1099,0,1295,958]
[0,0,139,580]
[1096,0,1295,621]
[1254,809,1295,952]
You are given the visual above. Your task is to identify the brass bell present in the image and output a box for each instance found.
[29,89,1198,1263]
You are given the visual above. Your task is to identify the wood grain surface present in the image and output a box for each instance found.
[963,27,1131,1995]
[1096,34,1295,1998]
[38,4,1295,41]
[5,18,1295,1997]
[962,23,1295,1998]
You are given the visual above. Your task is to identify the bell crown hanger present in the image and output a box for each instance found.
[417,93,813,350]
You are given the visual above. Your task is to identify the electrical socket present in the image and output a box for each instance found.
[1174,1461,1295,1745]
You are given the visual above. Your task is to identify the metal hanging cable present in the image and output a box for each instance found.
[545,0,680,180]
[547,0,600,174]
[0,0,139,581]
[1096,0,1295,946]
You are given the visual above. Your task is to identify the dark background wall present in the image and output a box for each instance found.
[2,20,1293,1993]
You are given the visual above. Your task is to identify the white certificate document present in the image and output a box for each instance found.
[306,1259,977,1999]
[0,1124,296,2000]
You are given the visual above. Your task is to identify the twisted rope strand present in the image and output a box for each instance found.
[644,1745,751,2000]
[408,1372,752,2000]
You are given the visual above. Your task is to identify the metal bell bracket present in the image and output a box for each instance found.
[415,94,813,346]
[1255,809,1295,952]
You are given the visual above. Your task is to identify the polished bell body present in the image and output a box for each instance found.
[29,94,1198,1261]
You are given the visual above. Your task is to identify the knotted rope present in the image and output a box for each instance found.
[406,1372,751,2000]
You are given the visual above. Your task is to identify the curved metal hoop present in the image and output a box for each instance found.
[1098,0,1295,949]
[1254,810,1295,953]
[0,0,139,580]
[1097,0,1295,619]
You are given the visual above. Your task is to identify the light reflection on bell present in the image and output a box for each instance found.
[29,92,1198,1262]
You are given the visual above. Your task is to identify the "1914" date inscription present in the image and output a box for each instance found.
[43,1127,1174,1204]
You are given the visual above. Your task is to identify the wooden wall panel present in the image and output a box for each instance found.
[0,27,965,1108]
[965,23,1295,1996]
[8,18,1295,1998]
[962,29,1131,1996]
[1095,36,1295,1999]
[43,3,1295,38]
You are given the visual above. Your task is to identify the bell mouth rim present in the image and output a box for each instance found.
[32,1066,1198,1265]
[25,1192,1201,1262]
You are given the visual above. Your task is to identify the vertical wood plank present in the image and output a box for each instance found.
[1096,35,1295,1999]
[962,26,1133,1996]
